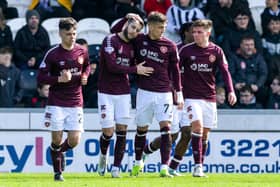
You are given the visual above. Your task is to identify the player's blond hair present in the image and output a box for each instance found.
[147,11,167,24]
[192,19,212,32]
[59,17,77,31]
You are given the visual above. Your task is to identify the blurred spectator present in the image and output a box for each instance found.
[177,22,193,49]
[98,0,119,24]
[71,0,99,21]
[0,0,18,19]
[194,0,218,15]
[14,10,50,70]
[216,86,230,108]
[166,0,205,41]
[144,0,173,16]
[209,0,254,45]
[115,0,146,19]
[235,85,263,109]
[229,35,268,102]
[76,38,98,108]
[266,75,280,109]
[261,0,280,37]
[0,11,13,48]
[25,83,49,107]
[29,0,72,22]
[0,47,22,107]
[222,9,262,59]
[262,17,280,84]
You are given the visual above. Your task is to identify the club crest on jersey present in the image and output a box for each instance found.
[209,54,216,63]
[140,49,147,56]
[143,41,148,46]
[78,56,84,64]
[240,61,246,69]
[160,46,168,54]
[190,56,196,61]
[101,113,106,119]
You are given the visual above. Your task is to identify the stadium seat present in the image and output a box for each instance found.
[19,69,38,99]
[6,18,26,40]
[77,18,110,45]
[41,18,61,45]
[7,0,32,17]
[250,6,265,35]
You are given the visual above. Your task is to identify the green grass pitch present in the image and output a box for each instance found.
[1,173,280,187]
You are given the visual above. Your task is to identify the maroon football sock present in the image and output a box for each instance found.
[50,143,62,173]
[160,126,172,165]
[134,129,147,161]
[191,132,203,164]
[113,131,127,167]
[169,154,183,170]
[60,138,72,152]
[99,133,112,155]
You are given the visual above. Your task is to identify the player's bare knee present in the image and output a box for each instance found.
[159,120,171,128]
[68,137,80,148]
[102,127,114,137]
[137,125,148,132]
[116,124,127,132]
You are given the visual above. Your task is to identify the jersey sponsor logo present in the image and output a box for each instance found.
[140,49,164,63]
[78,56,84,64]
[190,63,197,71]
[39,61,46,68]
[160,46,168,54]
[209,54,216,63]
[116,57,130,66]
[190,63,213,72]
[240,61,246,69]
[105,47,114,54]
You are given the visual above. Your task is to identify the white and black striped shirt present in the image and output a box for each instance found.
[166,5,205,33]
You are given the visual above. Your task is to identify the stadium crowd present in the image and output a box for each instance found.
[0,0,280,109]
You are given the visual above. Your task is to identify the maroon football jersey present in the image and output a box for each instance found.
[180,42,234,102]
[98,33,137,95]
[134,34,181,92]
[37,44,90,107]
